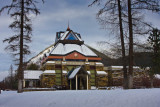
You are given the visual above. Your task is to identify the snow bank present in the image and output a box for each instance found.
[155,74,160,79]
[0,89,160,107]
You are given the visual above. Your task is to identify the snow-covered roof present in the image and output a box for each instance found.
[110,66,140,70]
[28,44,54,65]
[62,61,66,64]
[60,31,69,40]
[85,62,90,64]
[24,70,43,80]
[46,61,55,64]
[97,71,107,75]
[75,34,82,41]
[68,66,81,79]
[50,43,97,56]
[43,70,56,74]
[96,62,103,65]
[87,71,91,75]
[62,70,67,74]
[133,66,140,69]
[110,66,123,69]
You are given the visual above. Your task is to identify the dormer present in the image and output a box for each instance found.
[55,27,84,45]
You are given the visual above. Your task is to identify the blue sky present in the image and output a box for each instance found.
[0,0,160,72]
[0,0,108,72]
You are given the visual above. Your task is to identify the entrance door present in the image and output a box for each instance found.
[70,75,87,90]
[78,75,87,90]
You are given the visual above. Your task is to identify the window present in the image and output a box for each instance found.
[77,34,81,38]
[65,33,78,40]
[90,66,96,70]
[57,32,60,38]
[55,65,62,69]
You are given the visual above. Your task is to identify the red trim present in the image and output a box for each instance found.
[47,56,101,60]
[42,52,101,64]
[47,52,101,61]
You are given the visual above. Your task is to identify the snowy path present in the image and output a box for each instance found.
[0,89,160,107]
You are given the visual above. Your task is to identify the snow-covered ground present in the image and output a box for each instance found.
[0,89,160,107]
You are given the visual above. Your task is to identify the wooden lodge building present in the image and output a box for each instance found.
[24,27,108,90]
[24,27,151,90]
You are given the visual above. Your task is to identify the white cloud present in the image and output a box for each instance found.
[0,15,13,29]
[144,11,160,29]
[0,71,9,81]
[0,0,160,72]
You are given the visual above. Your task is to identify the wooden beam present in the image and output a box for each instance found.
[87,75,88,90]
[70,79,72,90]
[76,75,78,90]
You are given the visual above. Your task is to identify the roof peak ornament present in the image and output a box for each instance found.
[67,20,70,31]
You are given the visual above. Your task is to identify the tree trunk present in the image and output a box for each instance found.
[18,79,23,93]
[150,74,154,88]
[128,0,134,89]
[18,0,24,93]
[10,65,13,90]
[117,0,128,89]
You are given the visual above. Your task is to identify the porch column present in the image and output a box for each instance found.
[70,79,72,90]
[76,75,78,90]
[87,75,88,90]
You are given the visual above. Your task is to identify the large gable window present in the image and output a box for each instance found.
[65,33,78,40]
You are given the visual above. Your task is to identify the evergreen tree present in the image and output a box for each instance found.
[0,0,44,93]
[9,64,14,89]
[26,63,39,70]
[148,28,160,87]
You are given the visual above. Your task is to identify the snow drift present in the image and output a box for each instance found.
[0,89,160,107]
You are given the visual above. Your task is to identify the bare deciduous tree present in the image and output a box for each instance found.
[90,0,160,89]
[89,0,129,89]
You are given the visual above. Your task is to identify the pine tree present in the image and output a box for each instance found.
[9,64,14,89]
[148,28,160,87]
[0,0,44,93]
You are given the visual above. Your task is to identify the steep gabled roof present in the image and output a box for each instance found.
[50,43,97,56]
[28,44,54,65]
[68,66,90,79]
[28,27,102,65]
[68,66,82,79]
